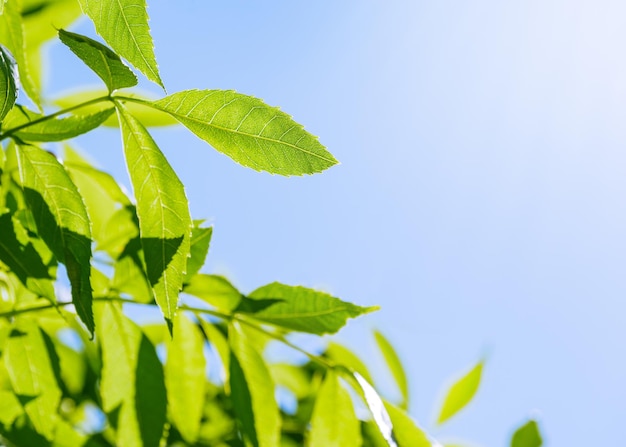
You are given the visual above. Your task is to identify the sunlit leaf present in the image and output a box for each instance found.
[0,390,23,426]
[184,222,212,281]
[15,143,94,333]
[96,302,166,447]
[59,29,138,92]
[269,363,310,399]
[436,360,484,425]
[147,90,337,175]
[184,274,242,311]
[165,312,206,444]
[245,282,377,335]
[325,342,374,385]
[78,0,164,88]
[4,319,62,440]
[3,104,114,142]
[52,338,87,396]
[309,369,361,447]
[23,0,83,49]
[117,103,192,330]
[384,401,432,447]
[229,321,280,447]
[0,44,17,123]
[351,372,398,447]
[199,318,230,390]
[374,330,409,409]
[511,420,543,447]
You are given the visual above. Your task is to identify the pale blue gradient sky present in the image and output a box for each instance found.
[49,1,626,445]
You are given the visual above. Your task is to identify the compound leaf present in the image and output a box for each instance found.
[78,0,164,88]
[149,90,337,176]
[245,282,377,335]
[309,369,361,447]
[0,44,18,123]
[59,29,137,92]
[436,360,484,425]
[15,144,94,334]
[116,103,191,331]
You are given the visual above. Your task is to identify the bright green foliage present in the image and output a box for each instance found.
[58,29,138,92]
[185,222,213,280]
[0,45,17,123]
[246,282,378,334]
[2,104,114,141]
[436,359,484,425]
[309,369,362,447]
[15,143,94,333]
[184,274,242,311]
[165,313,206,443]
[150,90,338,175]
[375,330,410,409]
[384,402,432,447]
[511,420,543,447]
[117,103,191,331]
[77,0,164,88]
[229,322,281,447]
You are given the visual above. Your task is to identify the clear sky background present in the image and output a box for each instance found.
[47,1,626,445]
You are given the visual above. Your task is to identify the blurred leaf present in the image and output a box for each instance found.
[59,29,138,92]
[199,318,230,390]
[23,0,82,48]
[15,143,94,334]
[325,342,374,385]
[52,338,86,396]
[436,360,484,425]
[351,372,398,447]
[3,104,114,142]
[117,103,192,331]
[384,401,431,447]
[78,0,164,88]
[245,282,377,335]
[511,420,543,447]
[269,363,310,399]
[0,44,18,123]
[96,302,166,447]
[4,319,62,440]
[184,274,242,311]
[229,321,280,447]
[184,223,212,281]
[148,90,338,176]
[0,390,23,425]
[374,330,409,409]
[309,369,361,447]
[165,312,206,444]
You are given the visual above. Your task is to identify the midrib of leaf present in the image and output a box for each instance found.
[248,306,374,319]
[113,0,157,81]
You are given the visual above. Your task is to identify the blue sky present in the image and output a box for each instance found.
[49,1,626,445]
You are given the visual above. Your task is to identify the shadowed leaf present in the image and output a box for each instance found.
[511,420,543,447]
[0,44,17,122]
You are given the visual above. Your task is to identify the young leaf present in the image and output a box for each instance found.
[308,369,361,447]
[147,90,338,175]
[511,420,543,447]
[15,144,94,334]
[184,222,212,281]
[165,312,206,444]
[116,103,192,330]
[4,319,62,440]
[199,318,230,389]
[229,321,281,447]
[352,372,398,447]
[96,302,167,447]
[374,330,410,409]
[184,274,242,311]
[244,282,377,335]
[77,0,164,88]
[384,401,432,447]
[0,44,18,123]
[325,342,375,384]
[436,360,484,425]
[0,0,41,109]
[2,104,114,142]
[58,29,138,92]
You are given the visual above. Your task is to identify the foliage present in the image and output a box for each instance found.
[0,1,543,446]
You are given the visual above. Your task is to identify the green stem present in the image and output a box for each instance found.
[0,95,112,141]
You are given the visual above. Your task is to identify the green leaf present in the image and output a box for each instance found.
[384,401,432,447]
[0,390,23,426]
[0,44,18,123]
[78,0,164,88]
[0,0,41,109]
[23,0,83,49]
[309,369,361,447]
[184,222,212,281]
[3,104,114,142]
[184,274,242,311]
[229,321,280,447]
[116,103,192,330]
[245,282,377,335]
[374,330,409,409]
[198,318,230,390]
[325,342,375,385]
[4,319,62,440]
[511,420,543,447]
[165,312,206,444]
[148,90,338,175]
[96,302,166,447]
[436,360,484,425]
[268,363,310,399]
[15,144,94,334]
[59,29,138,92]
[351,372,397,447]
